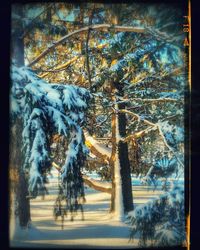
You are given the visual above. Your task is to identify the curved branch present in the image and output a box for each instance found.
[82,175,112,194]
[28,24,145,67]
[52,162,111,194]
[85,139,111,164]
[52,161,61,172]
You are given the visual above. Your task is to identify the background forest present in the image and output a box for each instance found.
[9,1,189,248]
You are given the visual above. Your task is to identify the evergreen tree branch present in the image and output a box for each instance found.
[96,113,112,128]
[157,126,184,168]
[39,56,79,78]
[118,109,184,167]
[126,66,184,90]
[146,26,182,47]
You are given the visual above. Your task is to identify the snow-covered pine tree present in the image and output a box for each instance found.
[127,185,185,247]
[10,63,91,226]
[16,3,187,233]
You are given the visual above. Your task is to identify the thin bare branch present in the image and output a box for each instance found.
[129,97,183,103]
[119,109,155,126]
[117,96,182,104]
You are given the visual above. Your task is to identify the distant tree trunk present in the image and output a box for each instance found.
[10,5,31,229]
[12,5,24,66]
[9,124,19,238]
[110,97,117,213]
[46,6,52,22]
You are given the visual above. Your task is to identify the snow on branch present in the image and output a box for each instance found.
[116,96,182,105]
[11,64,91,207]
[157,125,184,168]
[84,130,111,162]
[127,185,185,246]
[28,24,145,67]
[82,175,112,194]
[129,97,182,103]
[117,109,184,168]
[124,126,157,142]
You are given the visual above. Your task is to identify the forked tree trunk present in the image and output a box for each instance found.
[109,10,133,215]
[110,82,134,217]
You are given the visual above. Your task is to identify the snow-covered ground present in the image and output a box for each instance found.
[10,169,167,248]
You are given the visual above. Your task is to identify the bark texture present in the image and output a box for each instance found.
[114,82,134,213]
[10,5,31,228]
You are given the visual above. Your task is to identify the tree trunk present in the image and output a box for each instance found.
[10,120,31,229]
[110,82,134,214]
[17,170,31,227]
[109,106,124,219]
[10,5,31,229]
[108,10,133,214]
[110,83,133,220]
[118,101,134,212]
